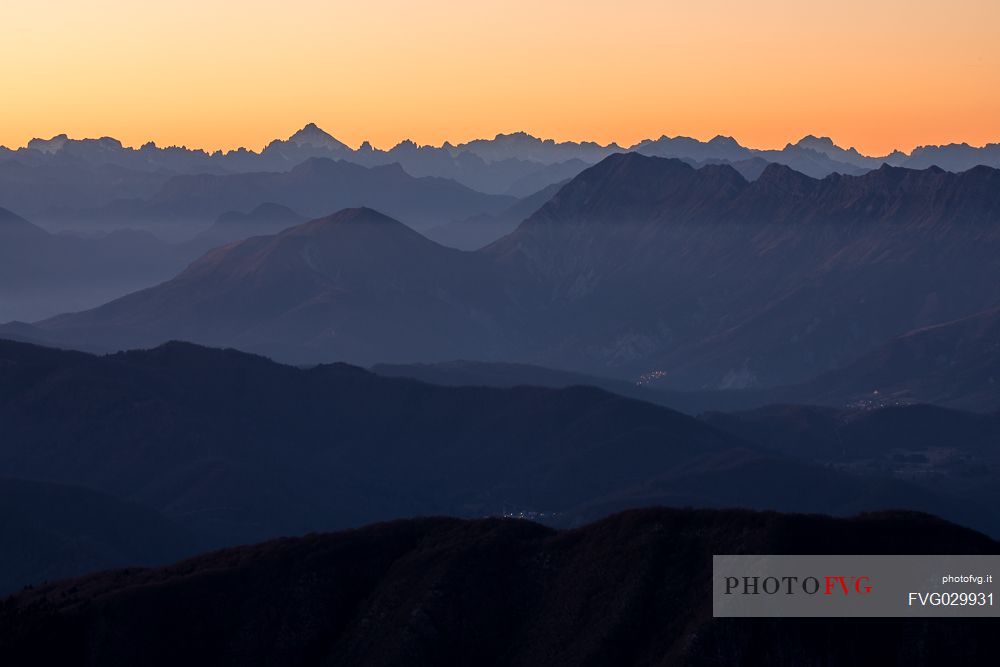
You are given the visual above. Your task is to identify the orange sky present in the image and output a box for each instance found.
[3,0,999,155]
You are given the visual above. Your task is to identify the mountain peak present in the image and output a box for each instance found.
[708,135,741,147]
[602,150,682,168]
[493,131,539,143]
[287,123,349,151]
[26,134,69,154]
[328,206,396,222]
[750,162,818,190]
[294,207,406,234]
[873,162,907,175]
[796,134,836,148]
[292,122,328,138]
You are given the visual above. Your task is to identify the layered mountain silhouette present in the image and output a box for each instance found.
[904,142,1000,172]
[0,338,990,568]
[31,154,1000,403]
[487,155,1000,388]
[2,508,996,666]
[7,121,1000,665]
[0,126,596,224]
[629,134,871,178]
[260,128,599,194]
[37,208,510,362]
[6,123,1000,231]
[0,207,193,322]
[423,180,567,250]
[192,202,307,248]
[0,143,170,217]
[502,158,590,196]
[71,158,517,232]
[792,134,900,169]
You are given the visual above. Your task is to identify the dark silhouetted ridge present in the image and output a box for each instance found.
[752,161,818,189]
[518,153,747,226]
[1,508,995,666]
[3,336,990,556]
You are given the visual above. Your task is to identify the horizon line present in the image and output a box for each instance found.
[4,124,999,158]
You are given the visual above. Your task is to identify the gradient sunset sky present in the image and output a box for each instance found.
[4,0,998,155]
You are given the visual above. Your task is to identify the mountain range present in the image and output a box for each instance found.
[5,124,1000,235]
[2,337,997,595]
[20,154,1000,404]
[62,158,518,234]
[2,508,996,666]
[487,155,1000,387]
[374,359,1000,523]
[32,208,509,362]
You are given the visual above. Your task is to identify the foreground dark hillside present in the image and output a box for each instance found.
[1,508,995,666]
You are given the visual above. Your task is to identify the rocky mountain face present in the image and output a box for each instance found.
[488,156,1000,388]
